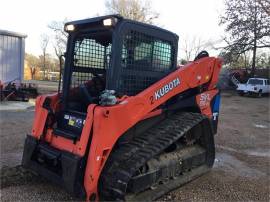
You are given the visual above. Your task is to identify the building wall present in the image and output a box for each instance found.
[0,30,26,84]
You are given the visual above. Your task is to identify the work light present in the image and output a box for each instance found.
[65,24,75,32]
[103,18,117,26]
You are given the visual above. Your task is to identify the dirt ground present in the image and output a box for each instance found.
[0,91,269,201]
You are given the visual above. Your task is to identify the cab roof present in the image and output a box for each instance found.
[65,14,178,40]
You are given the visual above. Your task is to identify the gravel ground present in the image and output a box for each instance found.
[0,109,34,168]
[0,91,269,201]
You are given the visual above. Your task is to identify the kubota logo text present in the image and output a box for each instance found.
[154,77,180,100]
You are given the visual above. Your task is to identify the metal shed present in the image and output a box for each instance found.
[0,30,27,84]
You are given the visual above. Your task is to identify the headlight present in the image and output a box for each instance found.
[65,24,75,32]
[103,18,117,26]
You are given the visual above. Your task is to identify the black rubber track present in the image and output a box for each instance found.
[99,112,215,201]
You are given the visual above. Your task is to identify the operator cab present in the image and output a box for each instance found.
[61,15,178,112]
[55,15,178,141]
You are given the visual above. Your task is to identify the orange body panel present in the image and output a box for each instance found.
[32,97,96,157]
[32,94,59,139]
[50,104,96,156]
[196,89,219,118]
[30,57,222,201]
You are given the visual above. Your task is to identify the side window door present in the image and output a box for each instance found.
[121,31,173,72]
[118,30,174,95]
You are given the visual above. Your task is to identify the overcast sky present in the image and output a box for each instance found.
[0,0,225,57]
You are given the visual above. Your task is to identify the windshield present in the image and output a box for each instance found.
[70,31,112,89]
[73,38,111,69]
[65,31,112,112]
[248,79,263,85]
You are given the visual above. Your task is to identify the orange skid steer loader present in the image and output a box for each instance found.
[22,15,222,201]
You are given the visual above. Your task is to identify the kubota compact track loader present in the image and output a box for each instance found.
[22,15,222,201]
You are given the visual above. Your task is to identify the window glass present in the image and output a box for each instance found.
[153,41,172,70]
[70,33,112,89]
[74,38,111,69]
[248,79,263,85]
[121,30,173,72]
[134,42,152,61]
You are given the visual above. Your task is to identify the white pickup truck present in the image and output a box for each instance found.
[237,78,270,97]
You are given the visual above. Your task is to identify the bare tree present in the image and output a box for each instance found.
[181,36,212,62]
[257,0,270,16]
[220,0,270,75]
[105,0,159,24]
[48,20,68,72]
[48,20,68,57]
[40,34,49,79]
